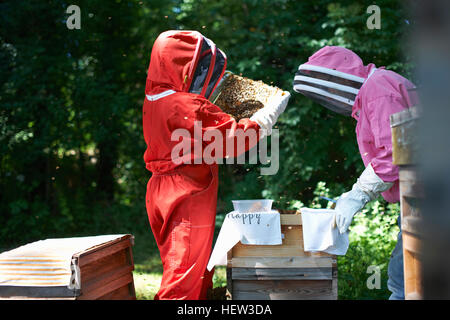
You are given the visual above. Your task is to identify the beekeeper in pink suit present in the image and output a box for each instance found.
[293,46,418,300]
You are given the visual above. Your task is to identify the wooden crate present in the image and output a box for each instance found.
[74,234,136,300]
[0,234,136,300]
[226,212,337,300]
[391,106,423,300]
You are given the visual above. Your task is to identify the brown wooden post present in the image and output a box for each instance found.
[390,106,423,299]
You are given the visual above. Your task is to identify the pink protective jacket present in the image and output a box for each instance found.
[302,46,418,203]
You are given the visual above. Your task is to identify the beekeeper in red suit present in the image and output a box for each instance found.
[143,30,290,300]
[293,46,418,300]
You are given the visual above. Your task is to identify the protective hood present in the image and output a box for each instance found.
[293,46,376,116]
[146,30,227,99]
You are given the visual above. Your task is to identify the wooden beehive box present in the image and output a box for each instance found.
[226,211,337,300]
[74,234,136,300]
[0,234,136,300]
[391,106,423,299]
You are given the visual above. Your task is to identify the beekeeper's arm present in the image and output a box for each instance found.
[194,90,290,162]
[194,98,260,158]
[335,96,404,234]
[335,164,393,234]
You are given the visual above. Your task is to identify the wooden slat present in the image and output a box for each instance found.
[226,251,233,300]
[399,167,419,181]
[280,214,302,225]
[403,231,422,299]
[276,209,300,215]
[390,107,419,166]
[403,232,421,255]
[401,216,422,236]
[126,246,134,268]
[400,195,421,220]
[232,280,335,300]
[97,283,136,300]
[403,244,423,299]
[226,250,233,268]
[74,235,131,258]
[399,168,424,198]
[232,242,330,258]
[232,267,332,280]
[77,270,134,300]
[75,237,133,268]
[332,267,338,299]
[405,292,423,300]
[230,256,332,268]
[79,247,132,284]
[82,264,133,292]
[0,286,79,299]
[281,225,302,241]
[0,296,76,300]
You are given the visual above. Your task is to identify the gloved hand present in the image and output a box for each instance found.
[335,163,394,234]
[250,90,291,137]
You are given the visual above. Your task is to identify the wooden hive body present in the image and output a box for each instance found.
[391,106,423,300]
[0,234,136,300]
[74,234,136,300]
[226,212,337,300]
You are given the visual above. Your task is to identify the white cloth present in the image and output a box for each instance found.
[207,211,282,271]
[301,208,349,255]
[0,234,128,288]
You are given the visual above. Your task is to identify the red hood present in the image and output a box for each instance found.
[145,30,227,98]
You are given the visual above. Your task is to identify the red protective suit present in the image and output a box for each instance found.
[142,30,260,300]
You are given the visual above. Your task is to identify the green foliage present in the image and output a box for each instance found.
[339,200,400,299]
[0,0,411,299]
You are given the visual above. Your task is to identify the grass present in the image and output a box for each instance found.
[133,266,227,300]
[133,271,162,300]
[129,228,161,300]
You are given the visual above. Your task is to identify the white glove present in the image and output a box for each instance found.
[335,163,394,234]
[250,90,291,136]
